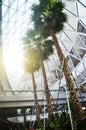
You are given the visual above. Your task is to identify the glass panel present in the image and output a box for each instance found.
[2,5,8,18]
[12,1,17,9]
[78,2,86,25]
[10,8,16,21]
[65,1,77,16]
[78,0,86,6]
[3,0,8,5]
[77,21,86,33]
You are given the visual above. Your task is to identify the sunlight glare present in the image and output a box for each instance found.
[3,45,23,73]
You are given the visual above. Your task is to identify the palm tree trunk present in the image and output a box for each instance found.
[50,30,85,120]
[40,55,54,121]
[31,73,40,125]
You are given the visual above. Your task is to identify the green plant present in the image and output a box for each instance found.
[31,0,85,120]
[77,118,86,130]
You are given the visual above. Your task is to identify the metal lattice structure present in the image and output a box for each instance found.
[0,0,86,123]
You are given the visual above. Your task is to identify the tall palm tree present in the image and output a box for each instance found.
[35,38,55,121]
[23,47,41,125]
[23,29,54,121]
[31,0,85,120]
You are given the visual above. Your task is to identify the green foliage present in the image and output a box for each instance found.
[58,111,71,130]
[29,110,86,130]
[34,111,73,130]
[23,47,40,73]
[77,118,86,130]
[40,39,54,60]
[41,111,86,130]
[23,28,54,62]
[31,0,67,36]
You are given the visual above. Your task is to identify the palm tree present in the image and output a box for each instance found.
[23,47,41,125]
[31,0,85,120]
[36,38,55,121]
[23,29,54,121]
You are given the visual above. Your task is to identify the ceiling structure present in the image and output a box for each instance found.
[0,0,86,124]
[0,0,86,94]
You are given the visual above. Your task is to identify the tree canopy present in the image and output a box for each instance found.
[23,28,54,62]
[23,47,40,74]
[31,0,67,36]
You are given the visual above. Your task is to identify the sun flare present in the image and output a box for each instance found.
[3,45,23,73]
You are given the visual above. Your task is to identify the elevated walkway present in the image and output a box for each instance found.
[0,94,86,108]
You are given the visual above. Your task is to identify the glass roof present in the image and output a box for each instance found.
[0,0,86,124]
[0,0,86,98]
